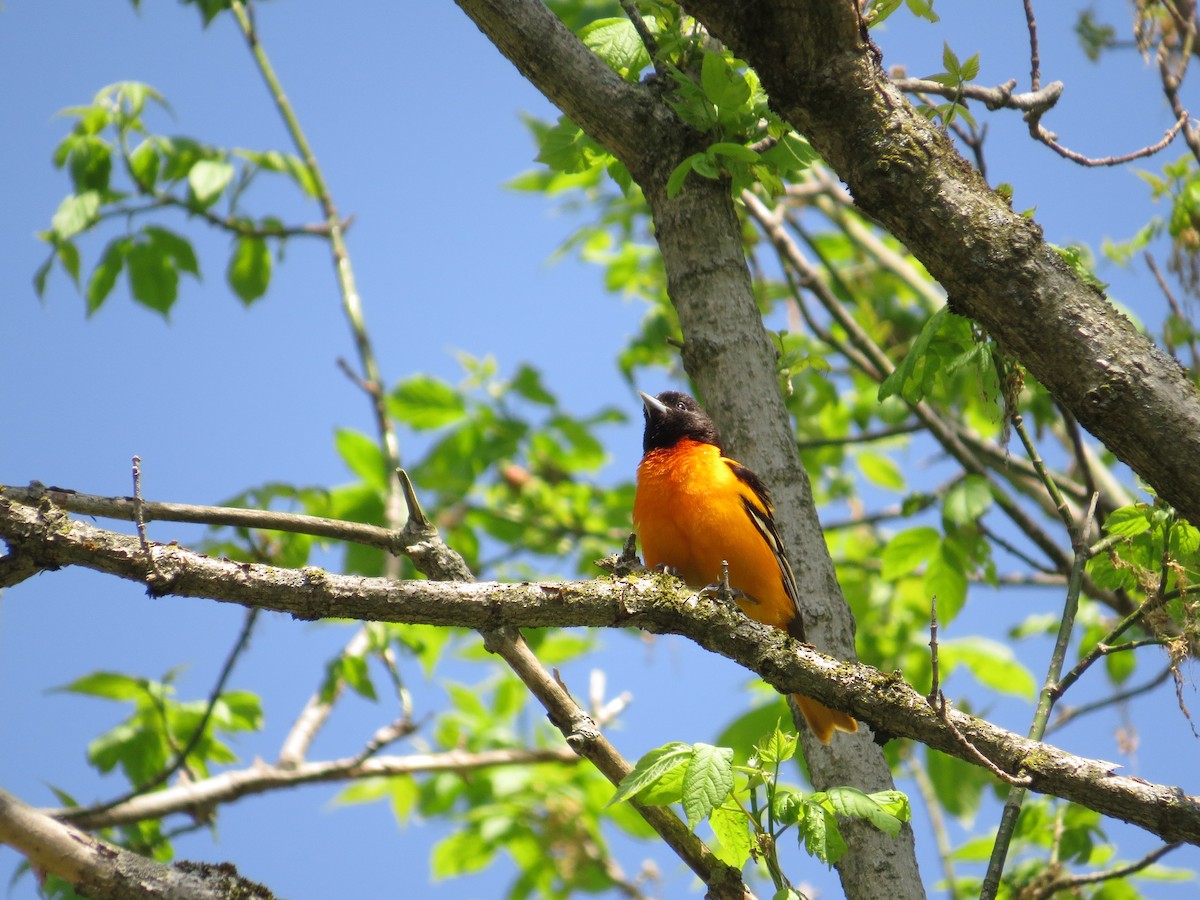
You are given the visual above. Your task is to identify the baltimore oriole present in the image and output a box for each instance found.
[633,390,858,744]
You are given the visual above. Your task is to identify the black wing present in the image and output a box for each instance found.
[726,460,807,643]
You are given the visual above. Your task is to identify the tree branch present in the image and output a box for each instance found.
[0,787,268,900]
[4,494,1199,848]
[682,0,1200,525]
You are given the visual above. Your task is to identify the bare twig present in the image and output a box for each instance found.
[1049,666,1175,733]
[1147,251,1200,373]
[1032,841,1183,899]
[2,482,403,555]
[982,493,1099,899]
[1027,109,1188,167]
[1022,0,1041,91]
[890,76,1061,113]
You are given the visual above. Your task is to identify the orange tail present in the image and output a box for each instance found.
[791,694,858,745]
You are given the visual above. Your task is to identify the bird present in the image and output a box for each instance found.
[632,390,858,744]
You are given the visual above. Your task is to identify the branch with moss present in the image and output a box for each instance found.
[3,492,1199,849]
[0,787,272,900]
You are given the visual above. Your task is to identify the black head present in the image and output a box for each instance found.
[639,391,723,453]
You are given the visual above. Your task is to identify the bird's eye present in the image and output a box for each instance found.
[676,402,686,411]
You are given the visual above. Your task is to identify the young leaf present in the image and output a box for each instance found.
[578,17,651,80]
[858,451,906,491]
[50,191,101,240]
[943,475,992,526]
[878,306,949,403]
[821,786,909,836]
[126,239,179,314]
[87,236,131,314]
[682,743,735,829]
[334,427,390,491]
[388,375,467,430]
[187,158,234,207]
[939,637,1036,698]
[709,803,753,868]
[227,235,271,304]
[799,800,847,864]
[880,526,940,580]
[754,721,797,766]
[608,742,693,806]
[57,671,149,701]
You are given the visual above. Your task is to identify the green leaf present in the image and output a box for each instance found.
[799,800,846,864]
[145,226,199,276]
[56,241,81,287]
[339,654,378,701]
[430,829,496,879]
[821,786,907,836]
[388,375,467,430]
[880,526,940,580]
[51,191,101,240]
[126,239,178,314]
[227,235,271,305]
[1103,504,1154,536]
[578,17,651,80]
[709,804,753,868]
[667,153,704,199]
[943,476,992,526]
[700,51,751,110]
[636,757,687,805]
[129,139,161,188]
[878,306,949,403]
[925,748,987,822]
[681,743,734,829]
[754,721,797,766]
[188,158,234,207]
[707,142,760,164]
[58,671,149,701]
[858,451,905,491]
[940,637,1035,698]
[216,690,263,731]
[609,742,693,806]
[925,539,969,621]
[33,254,53,298]
[510,364,556,405]
[87,237,130,314]
[334,427,390,491]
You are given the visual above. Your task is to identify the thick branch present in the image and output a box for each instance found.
[4,495,1198,847]
[0,787,268,900]
[683,0,1200,524]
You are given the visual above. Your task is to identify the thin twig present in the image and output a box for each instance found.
[890,76,1061,113]
[981,493,1099,899]
[795,422,923,449]
[228,0,406,564]
[1027,109,1188,167]
[131,456,163,586]
[618,0,666,77]
[1049,665,1174,733]
[1032,841,1183,898]
[2,482,403,555]
[1022,0,1041,91]
[1147,250,1200,373]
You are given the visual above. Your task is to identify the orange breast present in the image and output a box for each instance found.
[633,440,796,630]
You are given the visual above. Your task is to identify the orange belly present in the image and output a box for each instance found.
[633,440,794,630]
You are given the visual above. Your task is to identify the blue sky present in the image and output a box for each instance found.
[2,2,1197,898]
